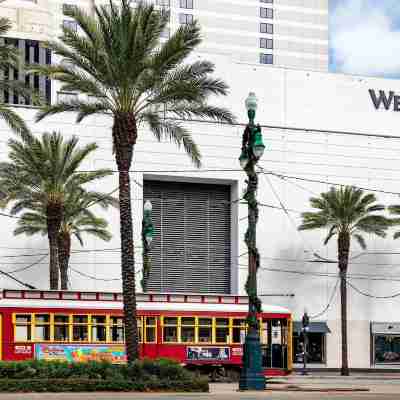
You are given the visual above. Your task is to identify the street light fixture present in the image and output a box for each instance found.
[238,92,266,391]
[141,200,154,292]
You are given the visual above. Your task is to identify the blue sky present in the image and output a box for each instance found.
[329,0,400,78]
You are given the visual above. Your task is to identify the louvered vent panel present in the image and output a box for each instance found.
[144,180,231,293]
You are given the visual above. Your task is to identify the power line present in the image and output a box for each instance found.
[310,278,339,319]
[6,254,48,274]
[261,170,400,197]
[69,267,142,282]
[346,278,400,299]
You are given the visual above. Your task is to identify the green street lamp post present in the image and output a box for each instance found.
[141,200,154,292]
[239,92,266,391]
[301,310,310,375]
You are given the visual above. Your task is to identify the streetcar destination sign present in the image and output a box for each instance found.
[369,89,400,111]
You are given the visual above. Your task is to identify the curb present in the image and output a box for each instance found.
[266,386,370,392]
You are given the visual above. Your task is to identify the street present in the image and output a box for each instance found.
[0,379,399,400]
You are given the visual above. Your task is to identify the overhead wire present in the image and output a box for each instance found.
[310,277,340,319]
[346,278,400,299]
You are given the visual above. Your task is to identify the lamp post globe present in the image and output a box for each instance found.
[245,92,258,113]
[144,200,152,213]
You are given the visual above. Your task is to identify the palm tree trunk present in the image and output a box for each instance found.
[113,112,139,363]
[47,204,63,290]
[338,232,350,376]
[58,231,71,290]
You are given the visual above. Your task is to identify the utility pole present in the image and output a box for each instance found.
[238,92,266,391]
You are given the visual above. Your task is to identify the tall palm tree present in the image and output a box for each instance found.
[30,0,235,362]
[299,186,389,376]
[0,17,36,136]
[0,131,112,289]
[14,188,117,290]
[388,205,400,240]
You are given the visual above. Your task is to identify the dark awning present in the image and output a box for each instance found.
[293,321,331,334]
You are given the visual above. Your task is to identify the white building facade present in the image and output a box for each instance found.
[1,0,329,71]
[0,0,399,371]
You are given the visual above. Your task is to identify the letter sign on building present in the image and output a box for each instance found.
[369,89,400,111]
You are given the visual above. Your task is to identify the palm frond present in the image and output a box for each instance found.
[144,112,201,167]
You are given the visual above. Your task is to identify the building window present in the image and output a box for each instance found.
[180,0,193,9]
[63,20,78,32]
[2,38,51,105]
[62,3,78,14]
[260,38,273,49]
[260,7,273,19]
[374,335,400,364]
[57,91,78,102]
[260,23,273,34]
[292,321,330,365]
[260,53,273,64]
[160,28,170,38]
[179,13,193,24]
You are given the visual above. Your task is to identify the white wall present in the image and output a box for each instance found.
[1,54,400,368]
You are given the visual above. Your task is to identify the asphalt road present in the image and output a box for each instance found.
[0,392,397,400]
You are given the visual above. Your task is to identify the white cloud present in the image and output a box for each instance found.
[330,0,400,77]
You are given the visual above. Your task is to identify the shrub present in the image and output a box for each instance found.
[0,359,209,392]
[0,378,209,393]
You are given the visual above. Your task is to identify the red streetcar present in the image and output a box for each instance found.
[0,289,292,377]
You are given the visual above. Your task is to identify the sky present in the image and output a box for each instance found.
[329,0,400,78]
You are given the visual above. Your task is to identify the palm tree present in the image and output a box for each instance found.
[0,131,112,290]
[14,188,117,290]
[299,186,389,376]
[387,206,400,240]
[0,17,36,136]
[30,0,235,362]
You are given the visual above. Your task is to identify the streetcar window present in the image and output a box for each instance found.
[72,315,88,341]
[137,317,143,343]
[232,318,246,344]
[181,317,195,343]
[198,318,212,343]
[91,315,107,342]
[145,317,156,343]
[34,314,50,341]
[163,317,178,342]
[215,318,230,343]
[109,316,124,342]
[54,315,69,341]
[15,314,31,341]
[73,315,88,324]
[261,318,268,345]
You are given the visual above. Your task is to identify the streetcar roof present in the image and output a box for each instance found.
[0,289,291,315]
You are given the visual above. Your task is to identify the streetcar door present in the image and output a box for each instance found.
[261,319,288,369]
